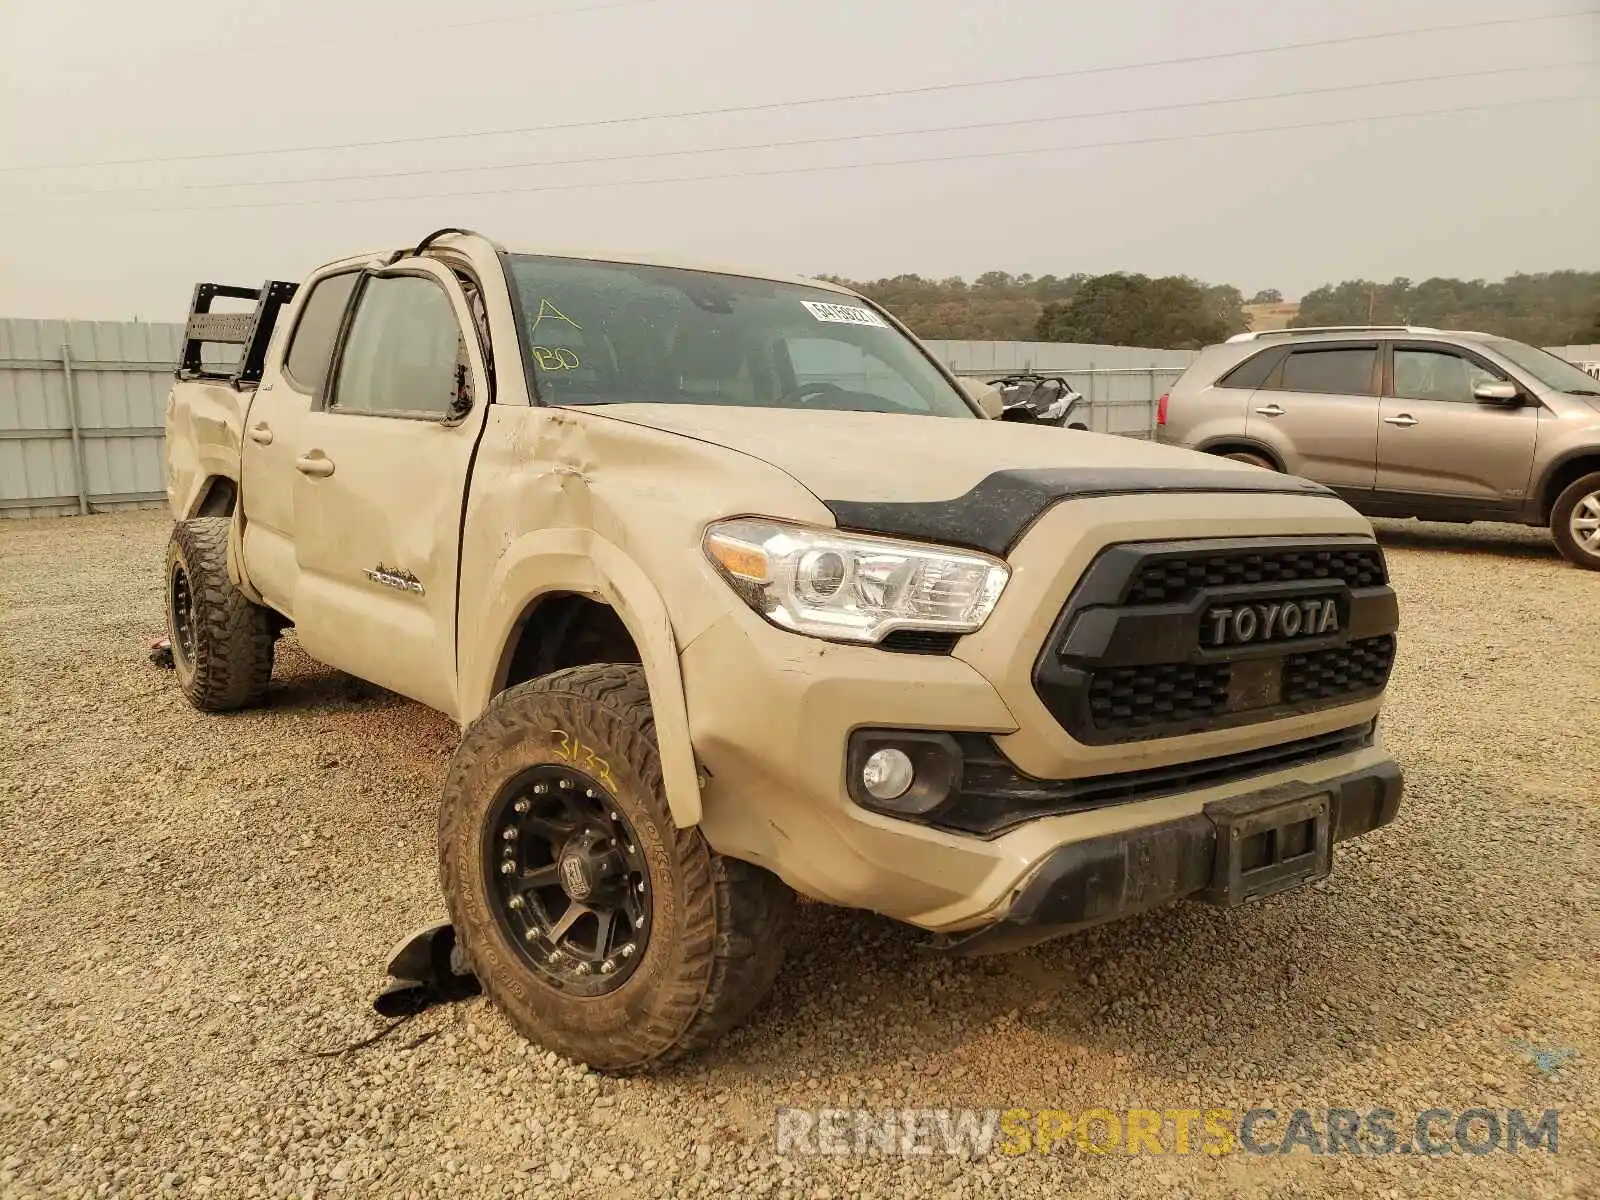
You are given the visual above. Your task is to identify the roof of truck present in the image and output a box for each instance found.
[326,235,864,298]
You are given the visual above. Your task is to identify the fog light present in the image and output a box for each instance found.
[861,748,915,802]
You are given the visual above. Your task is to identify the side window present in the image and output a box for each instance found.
[1275,347,1377,396]
[1393,348,1506,404]
[331,276,464,418]
[1216,348,1280,390]
[282,272,359,395]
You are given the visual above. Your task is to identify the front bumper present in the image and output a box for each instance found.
[930,757,1403,955]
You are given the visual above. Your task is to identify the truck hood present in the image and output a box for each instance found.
[582,403,1335,555]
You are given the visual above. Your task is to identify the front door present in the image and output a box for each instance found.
[1375,342,1539,515]
[1244,341,1380,494]
[238,269,361,615]
[287,263,489,717]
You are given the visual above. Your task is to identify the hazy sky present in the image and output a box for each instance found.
[2,0,1596,320]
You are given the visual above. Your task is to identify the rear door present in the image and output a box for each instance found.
[1375,341,1538,515]
[238,270,361,615]
[1245,341,1380,493]
[286,261,490,717]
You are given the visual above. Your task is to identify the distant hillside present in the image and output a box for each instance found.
[824,270,1600,348]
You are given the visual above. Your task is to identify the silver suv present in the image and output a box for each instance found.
[1157,326,1600,569]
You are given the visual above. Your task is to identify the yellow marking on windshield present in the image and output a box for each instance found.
[530,299,582,333]
[532,347,581,372]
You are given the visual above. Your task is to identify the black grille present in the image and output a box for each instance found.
[879,629,960,655]
[1283,635,1396,703]
[1033,536,1399,745]
[1087,661,1231,734]
[1125,545,1386,606]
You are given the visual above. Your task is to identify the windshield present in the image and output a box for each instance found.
[1482,339,1600,395]
[504,255,975,417]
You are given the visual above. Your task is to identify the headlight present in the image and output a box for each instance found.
[702,518,1010,644]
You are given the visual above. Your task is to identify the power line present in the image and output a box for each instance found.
[4,9,1594,175]
[34,61,1587,199]
[439,0,664,30]
[20,93,1589,217]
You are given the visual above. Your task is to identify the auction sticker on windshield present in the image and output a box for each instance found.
[801,301,889,328]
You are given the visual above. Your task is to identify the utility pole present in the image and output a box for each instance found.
[1366,285,1377,324]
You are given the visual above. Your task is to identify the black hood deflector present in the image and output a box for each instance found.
[824,467,1334,557]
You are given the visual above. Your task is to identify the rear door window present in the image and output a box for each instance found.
[1274,346,1378,395]
[282,272,359,395]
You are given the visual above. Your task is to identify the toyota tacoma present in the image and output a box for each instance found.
[161,229,1403,1071]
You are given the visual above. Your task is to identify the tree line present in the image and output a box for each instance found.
[821,270,1600,349]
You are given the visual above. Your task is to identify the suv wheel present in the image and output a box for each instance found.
[1222,450,1277,471]
[164,517,276,710]
[1552,472,1600,570]
[439,664,794,1072]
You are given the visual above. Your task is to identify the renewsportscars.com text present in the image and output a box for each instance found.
[774,1107,1560,1158]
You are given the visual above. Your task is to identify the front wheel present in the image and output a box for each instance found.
[438,664,794,1072]
[1551,472,1600,570]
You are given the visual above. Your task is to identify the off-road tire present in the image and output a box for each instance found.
[439,664,794,1072]
[1222,450,1277,471]
[1551,471,1600,571]
[164,517,275,711]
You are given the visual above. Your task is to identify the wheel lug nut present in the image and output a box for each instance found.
[502,827,517,840]
[533,784,548,795]
[559,779,572,790]
[508,895,524,910]
[585,789,595,798]
[620,943,634,958]
[524,928,539,942]
[574,962,590,976]
[500,861,515,875]
[600,960,615,975]
[514,798,531,813]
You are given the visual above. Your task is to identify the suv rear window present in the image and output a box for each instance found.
[1276,347,1377,396]
[1216,348,1279,390]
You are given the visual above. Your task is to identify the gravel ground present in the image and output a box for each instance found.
[1,511,1595,1200]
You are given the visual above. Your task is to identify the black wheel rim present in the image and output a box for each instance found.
[483,764,652,996]
[169,563,198,667]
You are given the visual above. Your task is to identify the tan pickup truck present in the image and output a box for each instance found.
[162,229,1402,1072]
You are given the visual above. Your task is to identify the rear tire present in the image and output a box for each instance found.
[1221,450,1277,471]
[164,517,275,711]
[439,664,794,1072]
[1551,472,1600,570]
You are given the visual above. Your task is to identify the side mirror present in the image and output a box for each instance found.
[1473,381,1521,405]
[959,378,1004,419]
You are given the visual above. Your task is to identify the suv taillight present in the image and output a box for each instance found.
[1157,392,1170,426]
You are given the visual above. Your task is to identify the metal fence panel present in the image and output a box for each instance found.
[0,318,184,519]
[1,321,1594,518]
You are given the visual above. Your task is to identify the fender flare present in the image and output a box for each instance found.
[463,527,702,829]
[1194,436,1285,471]
[1533,446,1600,518]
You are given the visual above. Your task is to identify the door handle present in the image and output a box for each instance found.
[295,452,335,478]
[1254,403,1286,417]
[1384,414,1419,427]
[247,422,274,445]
